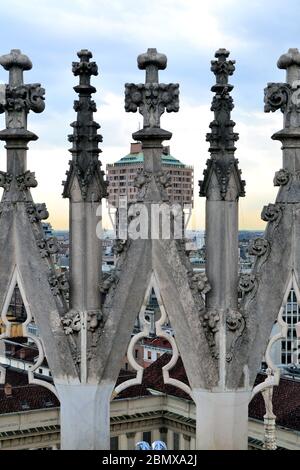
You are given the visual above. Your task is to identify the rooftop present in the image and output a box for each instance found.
[108,143,191,168]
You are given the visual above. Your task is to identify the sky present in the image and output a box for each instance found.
[0,0,298,230]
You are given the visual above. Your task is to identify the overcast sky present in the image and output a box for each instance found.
[0,0,298,229]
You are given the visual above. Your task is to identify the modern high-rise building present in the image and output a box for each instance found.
[106,142,194,207]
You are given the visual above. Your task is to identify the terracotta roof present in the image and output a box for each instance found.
[0,368,59,414]
[115,353,190,401]
[115,355,300,432]
[249,373,300,431]
[142,337,172,349]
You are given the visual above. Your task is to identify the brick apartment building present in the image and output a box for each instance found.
[106,143,194,207]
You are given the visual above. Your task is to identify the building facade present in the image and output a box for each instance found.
[106,143,194,207]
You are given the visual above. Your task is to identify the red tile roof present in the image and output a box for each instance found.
[116,354,300,432]
[249,373,300,431]
[142,338,172,349]
[0,369,59,414]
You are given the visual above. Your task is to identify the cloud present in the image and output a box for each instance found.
[2,0,253,52]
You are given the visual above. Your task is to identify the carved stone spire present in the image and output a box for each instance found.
[62,49,107,201]
[227,48,300,391]
[199,49,245,199]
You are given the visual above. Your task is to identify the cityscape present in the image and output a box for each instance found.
[0,0,300,456]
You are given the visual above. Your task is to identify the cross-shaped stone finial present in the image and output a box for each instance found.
[211,48,235,88]
[72,49,98,92]
[277,48,300,86]
[264,48,300,129]
[0,49,32,87]
[125,48,179,131]
[137,48,167,84]
[0,49,45,133]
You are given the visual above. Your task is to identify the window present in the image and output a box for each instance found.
[38,368,43,374]
[281,289,300,365]
[143,432,151,444]
[147,351,152,360]
[173,432,180,450]
[110,436,119,450]
[135,349,138,359]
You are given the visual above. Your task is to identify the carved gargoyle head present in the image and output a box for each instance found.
[239,273,256,293]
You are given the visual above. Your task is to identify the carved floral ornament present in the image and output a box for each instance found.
[125,82,179,128]
[264,82,291,113]
[133,169,152,189]
[210,48,235,85]
[201,310,220,359]
[26,202,49,223]
[0,83,45,116]
[48,272,69,296]
[37,237,60,258]
[16,170,38,190]
[61,309,103,335]
[0,171,12,191]
[190,272,211,296]
[155,171,172,189]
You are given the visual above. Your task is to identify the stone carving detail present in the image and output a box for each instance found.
[26,202,49,222]
[264,49,300,128]
[16,170,38,190]
[99,273,118,294]
[37,238,48,258]
[124,48,179,129]
[61,311,81,335]
[113,239,127,255]
[62,50,107,201]
[264,83,291,113]
[87,310,103,332]
[190,272,211,296]
[248,238,269,257]
[226,308,245,362]
[0,171,12,191]
[62,309,103,336]
[155,171,172,200]
[48,272,69,296]
[201,310,220,359]
[273,168,290,186]
[3,83,45,114]
[199,49,245,199]
[37,237,60,258]
[125,82,179,128]
[239,273,256,293]
[210,48,235,84]
[72,50,98,77]
[133,169,152,200]
[261,203,281,222]
[226,309,244,332]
